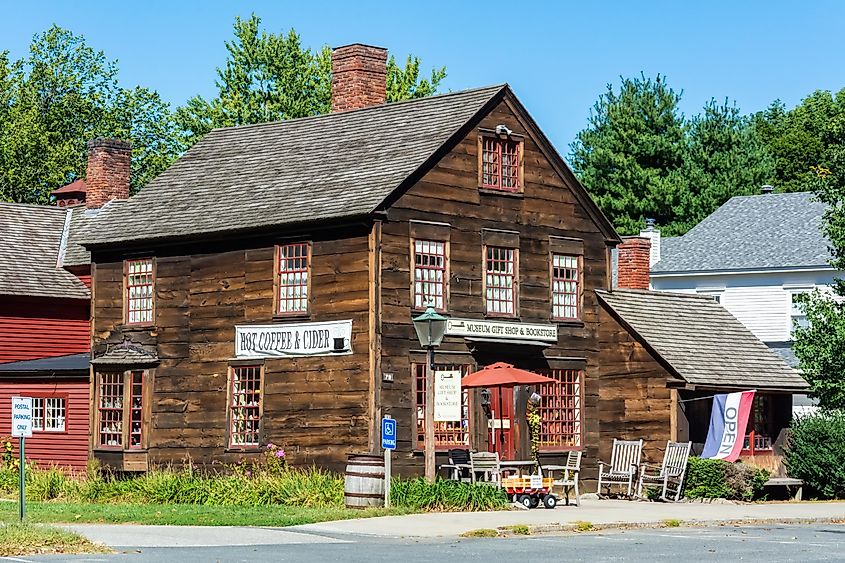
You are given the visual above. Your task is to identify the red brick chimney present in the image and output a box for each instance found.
[331,44,387,112]
[617,237,651,290]
[86,138,131,209]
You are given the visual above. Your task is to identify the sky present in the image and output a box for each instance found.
[2,1,844,154]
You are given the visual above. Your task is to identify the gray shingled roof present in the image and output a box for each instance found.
[597,289,808,391]
[81,85,507,247]
[652,192,831,274]
[0,202,89,299]
[62,204,94,267]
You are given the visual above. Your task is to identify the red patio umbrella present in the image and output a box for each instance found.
[461,362,556,456]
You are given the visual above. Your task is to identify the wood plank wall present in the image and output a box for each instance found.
[376,99,614,475]
[0,297,89,363]
[92,227,373,471]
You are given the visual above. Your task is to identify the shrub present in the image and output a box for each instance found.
[390,477,508,511]
[684,457,769,501]
[784,411,845,499]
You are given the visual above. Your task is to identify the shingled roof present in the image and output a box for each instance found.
[652,192,830,274]
[0,202,89,300]
[597,289,808,392]
[81,85,509,247]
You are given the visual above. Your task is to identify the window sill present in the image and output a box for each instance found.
[272,313,312,322]
[225,447,263,454]
[484,313,520,321]
[554,319,585,328]
[121,323,155,331]
[93,447,148,453]
[478,187,524,199]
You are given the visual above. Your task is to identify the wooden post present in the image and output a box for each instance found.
[424,347,435,482]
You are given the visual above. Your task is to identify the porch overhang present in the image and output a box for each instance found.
[465,336,553,348]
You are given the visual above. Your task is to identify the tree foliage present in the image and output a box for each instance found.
[571,76,775,236]
[0,26,182,204]
[754,89,845,193]
[570,74,686,235]
[793,145,845,409]
[175,14,446,147]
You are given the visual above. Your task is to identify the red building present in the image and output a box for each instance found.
[0,140,129,470]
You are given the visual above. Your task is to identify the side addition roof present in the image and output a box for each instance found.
[597,289,808,392]
[0,202,89,300]
[652,192,830,274]
[0,353,90,376]
[81,84,619,248]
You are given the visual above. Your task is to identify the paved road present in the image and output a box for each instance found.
[14,524,845,562]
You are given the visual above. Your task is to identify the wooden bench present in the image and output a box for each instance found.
[763,477,804,500]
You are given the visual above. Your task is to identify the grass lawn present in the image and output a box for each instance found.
[0,500,413,526]
[0,522,111,556]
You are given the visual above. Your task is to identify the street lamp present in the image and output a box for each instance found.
[412,306,449,482]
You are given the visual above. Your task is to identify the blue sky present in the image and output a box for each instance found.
[2,1,844,153]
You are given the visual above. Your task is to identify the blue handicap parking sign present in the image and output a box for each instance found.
[381,417,396,450]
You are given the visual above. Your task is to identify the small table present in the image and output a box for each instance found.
[499,460,537,477]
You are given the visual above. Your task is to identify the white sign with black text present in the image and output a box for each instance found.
[434,370,462,422]
[446,318,558,343]
[11,397,32,438]
[235,320,353,358]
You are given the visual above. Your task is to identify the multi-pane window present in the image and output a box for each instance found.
[415,364,471,449]
[96,371,146,449]
[98,372,124,447]
[277,243,310,314]
[126,258,154,324]
[537,369,582,450]
[481,137,520,191]
[485,246,516,315]
[229,366,262,447]
[129,371,144,448]
[30,397,66,432]
[791,292,809,329]
[552,254,580,320]
[413,240,447,310]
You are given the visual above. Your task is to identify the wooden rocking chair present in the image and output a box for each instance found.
[597,439,643,498]
[637,441,692,502]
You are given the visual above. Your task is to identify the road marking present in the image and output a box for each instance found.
[1,557,35,562]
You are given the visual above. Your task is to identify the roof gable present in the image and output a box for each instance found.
[81,84,620,248]
[597,289,808,392]
[652,192,830,274]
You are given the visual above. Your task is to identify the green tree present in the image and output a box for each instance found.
[175,14,446,147]
[677,99,775,232]
[794,147,845,409]
[0,26,182,204]
[754,89,845,193]
[569,74,687,235]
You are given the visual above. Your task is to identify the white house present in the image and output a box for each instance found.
[647,190,831,416]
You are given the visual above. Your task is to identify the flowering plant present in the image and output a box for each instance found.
[263,443,287,475]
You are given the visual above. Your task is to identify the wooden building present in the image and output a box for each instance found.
[78,44,804,483]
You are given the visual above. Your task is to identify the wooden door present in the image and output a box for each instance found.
[488,386,516,460]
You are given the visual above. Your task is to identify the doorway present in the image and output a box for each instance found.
[487,386,516,460]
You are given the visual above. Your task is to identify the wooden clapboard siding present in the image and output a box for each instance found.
[378,99,613,474]
[0,379,90,471]
[0,296,89,364]
[91,227,373,472]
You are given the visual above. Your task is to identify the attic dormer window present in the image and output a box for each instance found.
[479,134,522,192]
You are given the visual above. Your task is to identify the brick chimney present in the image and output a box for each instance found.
[331,44,387,112]
[617,236,652,290]
[85,139,131,209]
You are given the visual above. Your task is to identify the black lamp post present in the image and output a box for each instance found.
[412,306,449,482]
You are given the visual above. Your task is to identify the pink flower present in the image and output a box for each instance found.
[246,470,252,477]
[267,443,275,450]
[275,450,285,458]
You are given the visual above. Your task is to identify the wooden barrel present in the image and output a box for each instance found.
[344,454,385,508]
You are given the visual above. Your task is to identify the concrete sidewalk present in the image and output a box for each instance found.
[293,499,845,537]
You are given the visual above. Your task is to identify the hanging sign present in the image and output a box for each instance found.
[701,390,756,462]
[11,397,32,438]
[446,318,558,343]
[235,320,352,358]
[434,370,462,422]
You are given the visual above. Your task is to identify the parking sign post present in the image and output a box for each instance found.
[11,397,33,522]
[381,417,396,508]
